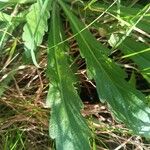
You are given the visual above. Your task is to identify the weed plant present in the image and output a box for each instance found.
[0,0,150,149]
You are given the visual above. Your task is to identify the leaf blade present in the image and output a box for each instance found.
[22,0,52,66]
[59,1,150,138]
[47,2,91,150]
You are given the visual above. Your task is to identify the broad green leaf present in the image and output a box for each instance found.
[47,2,91,150]
[22,0,52,66]
[59,1,150,138]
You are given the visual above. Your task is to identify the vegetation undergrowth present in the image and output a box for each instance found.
[0,0,150,149]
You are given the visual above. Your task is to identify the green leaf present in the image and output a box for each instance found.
[0,0,36,4]
[46,2,91,150]
[0,8,27,50]
[0,21,19,50]
[59,1,150,138]
[22,0,52,66]
[0,0,36,10]
[108,33,120,48]
[119,37,150,82]
[0,11,11,22]
[128,71,136,89]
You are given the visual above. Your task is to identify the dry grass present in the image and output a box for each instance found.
[0,55,150,149]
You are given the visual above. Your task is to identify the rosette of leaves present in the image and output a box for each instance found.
[0,0,150,149]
